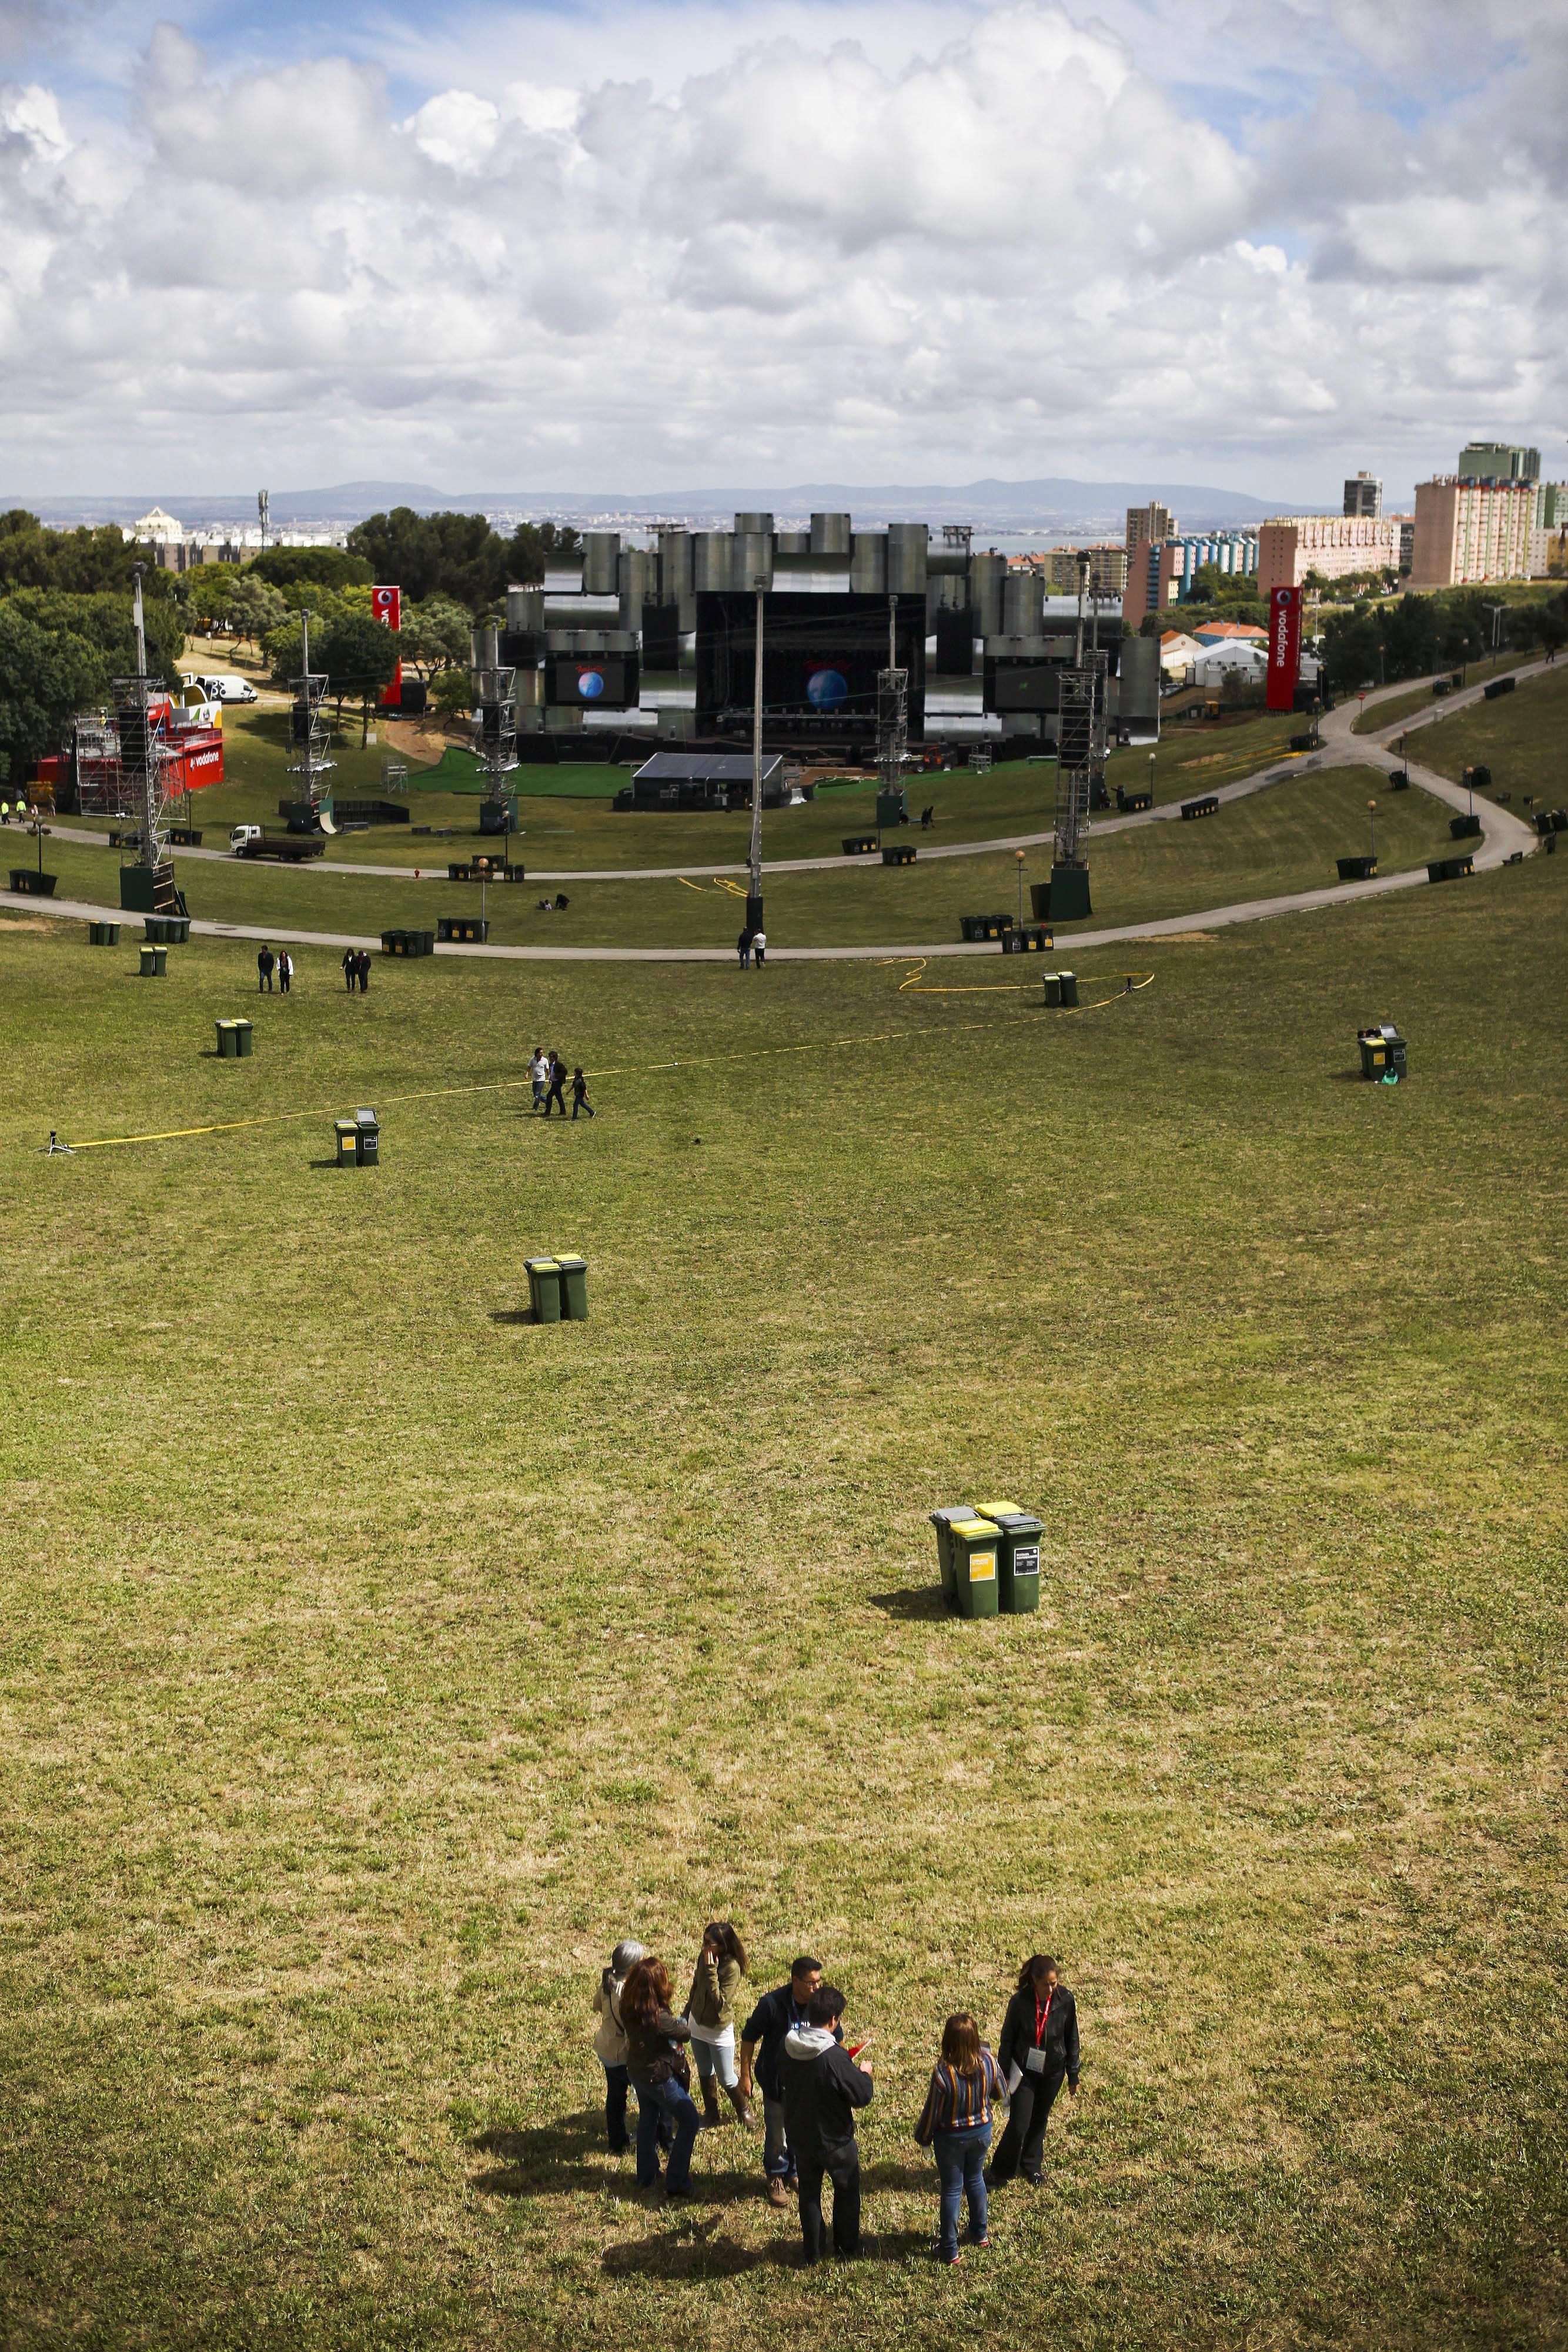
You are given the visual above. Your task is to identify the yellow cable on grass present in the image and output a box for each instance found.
[65,973,1154,1152]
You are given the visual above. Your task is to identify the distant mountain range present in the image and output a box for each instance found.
[4,473,1322,534]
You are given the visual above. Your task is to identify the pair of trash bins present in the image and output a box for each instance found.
[216,1018,254,1058]
[526,1254,589,1322]
[930,1501,1042,1619]
[1043,970,1079,1007]
[334,1108,380,1166]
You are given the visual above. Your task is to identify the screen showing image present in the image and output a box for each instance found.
[547,654,638,709]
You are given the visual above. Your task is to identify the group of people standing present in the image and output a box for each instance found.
[735,924,768,969]
[339,948,372,993]
[527,1047,593,1119]
[256,946,293,993]
[590,1937,1079,2268]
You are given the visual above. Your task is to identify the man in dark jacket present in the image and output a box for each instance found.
[778,1985,872,2262]
[989,1953,1080,2185]
[739,1956,840,2207]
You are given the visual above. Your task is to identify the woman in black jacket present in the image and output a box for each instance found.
[989,1953,1079,2186]
[621,1956,700,2199]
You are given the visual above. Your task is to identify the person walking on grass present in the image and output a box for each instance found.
[342,947,356,994]
[988,1954,1079,2187]
[543,1053,567,1118]
[277,949,293,996]
[779,1984,872,2264]
[751,924,767,968]
[621,1956,700,2202]
[356,948,372,994]
[570,1067,595,1121]
[740,1956,840,2209]
[737,924,753,970]
[257,944,275,994]
[914,2012,1005,2266]
[529,1047,549,1112]
[593,1939,669,2159]
[685,1923,754,2131]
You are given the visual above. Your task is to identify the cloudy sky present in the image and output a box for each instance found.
[0,0,1563,501]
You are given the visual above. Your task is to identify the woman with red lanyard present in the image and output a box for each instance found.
[988,1953,1079,2186]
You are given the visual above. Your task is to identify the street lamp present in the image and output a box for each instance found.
[747,573,765,934]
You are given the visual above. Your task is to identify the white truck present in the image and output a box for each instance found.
[196,673,259,704]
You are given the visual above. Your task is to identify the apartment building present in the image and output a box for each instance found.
[1258,513,1402,592]
[1125,502,1176,558]
[1343,471,1382,518]
[1409,475,1536,588]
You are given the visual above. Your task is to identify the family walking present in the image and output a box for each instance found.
[589,1934,1079,2266]
[528,1048,593,1118]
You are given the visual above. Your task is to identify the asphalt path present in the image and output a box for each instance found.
[6,663,1542,961]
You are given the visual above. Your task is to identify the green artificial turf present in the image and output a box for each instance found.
[1,848,1564,2352]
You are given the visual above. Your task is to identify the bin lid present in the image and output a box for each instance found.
[990,1511,1044,1536]
[557,1253,587,1271]
[335,1118,357,1132]
[356,1107,378,1124]
[929,1506,976,1528]
[950,1518,997,1539]
[527,1257,561,1273]
[976,1499,1022,1519]
[1057,969,1076,979]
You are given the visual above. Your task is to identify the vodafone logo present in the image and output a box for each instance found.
[371,586,401,629]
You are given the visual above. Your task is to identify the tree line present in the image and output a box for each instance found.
[0,505,584,783]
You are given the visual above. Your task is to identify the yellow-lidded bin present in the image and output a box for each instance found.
[948,1518,1000,1621]
[335,1118,358,1167]
[526,1257,563,1324]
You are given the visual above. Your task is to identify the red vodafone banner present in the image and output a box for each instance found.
[372,584,403,709]
[1266,585,1303,711]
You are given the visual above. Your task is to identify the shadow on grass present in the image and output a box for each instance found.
[603,2224,932,2278]
[490,1308,536,1325]
[1329,1068,1368,1083]
[868,1587,949,1622]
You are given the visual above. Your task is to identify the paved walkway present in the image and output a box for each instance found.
[9,664,1541,961]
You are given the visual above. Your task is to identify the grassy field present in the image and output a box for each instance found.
[1,837,1565,2351]
[1399,663,1568,806]
[46,709,1308,876]
[1349,653,1532,737]
[27,765,1452,951]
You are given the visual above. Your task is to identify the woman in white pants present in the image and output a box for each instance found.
[685,1922,754,2129]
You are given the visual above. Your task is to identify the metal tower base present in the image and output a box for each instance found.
[1048,864,1094,923]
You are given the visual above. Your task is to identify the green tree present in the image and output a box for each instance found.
[0,602,108,786]
[0,509,149,596]
[249,546,373,592]
[227,575,289,656]
[400,596,472,680]
[429,667,472,723]
[346,507,581,613]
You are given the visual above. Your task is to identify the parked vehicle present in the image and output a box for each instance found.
[198,674,259,704]
[230,824,325,861]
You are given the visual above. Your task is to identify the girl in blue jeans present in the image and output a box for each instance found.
[913,2013,1006,2266]
[620,1956,702,2199]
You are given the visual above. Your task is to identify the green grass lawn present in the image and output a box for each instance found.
[1349,653,1532,737]
[29,766,1453,951]
[47,709,1308,879]
[1,848,1565,2352]
[1396,663,1568,806]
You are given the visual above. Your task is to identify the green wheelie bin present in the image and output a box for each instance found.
[527,1257,563,1323]
[557,1254,589,1321]
[929,1506,978,1608]
[978,1501,1044,1615]
[334,1118,359,1168]
[947,1518,1001,1619]
[216,1020,238,1058]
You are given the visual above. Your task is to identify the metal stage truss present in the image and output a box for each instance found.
[288,610,335,809]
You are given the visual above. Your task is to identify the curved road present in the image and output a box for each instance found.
[6,664,1542,961]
